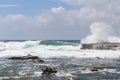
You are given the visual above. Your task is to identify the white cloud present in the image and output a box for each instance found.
[0,0,120,40]
[51,6,65,13]
[60,0,120,15]
[59,0,120,36]
[0,4,17,8]
[59,0,118,6]
[0,7,88,40]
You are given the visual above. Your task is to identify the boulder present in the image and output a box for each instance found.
[42,66,57,75]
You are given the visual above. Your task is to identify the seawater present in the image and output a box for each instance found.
[0,40,120,80]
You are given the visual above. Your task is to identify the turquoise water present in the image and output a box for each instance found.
[40,40,80,46]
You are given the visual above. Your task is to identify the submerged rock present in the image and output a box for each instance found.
[42,66,57,75]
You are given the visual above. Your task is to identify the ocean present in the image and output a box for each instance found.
[0,40,120,80]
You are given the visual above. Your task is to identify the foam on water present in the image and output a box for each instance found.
[0,40,120,58]
[55,71,74,80]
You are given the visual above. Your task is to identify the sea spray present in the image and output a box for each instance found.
[81,22,120,43]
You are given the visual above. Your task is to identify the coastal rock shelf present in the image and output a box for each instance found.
[81,42,120,50]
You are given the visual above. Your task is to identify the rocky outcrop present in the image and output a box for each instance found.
[8,54,44,63]
[81,42,120,50]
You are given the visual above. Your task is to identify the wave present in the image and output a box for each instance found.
[40,40,79,46]
[0,40,79,50]
[0,41,40,50]
[0,40,120,59]
[0,40,80,51]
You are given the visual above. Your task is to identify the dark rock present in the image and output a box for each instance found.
[90,68,98,71]
[81,42,120,50]
[32,58,44,63]
[42,66,57,75]
[90,66,108,72]
[8,54,39,60]
[96,57,101,59]
[8,54,44,63]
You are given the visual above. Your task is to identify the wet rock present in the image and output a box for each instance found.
[90,68,98,71]
[96,57,101,59]
[8,54,44,63]
[8,54,38,60]
[42,66,57,75]
[81,43,120,50]
[90,66,108,72]
[32,58,44,63]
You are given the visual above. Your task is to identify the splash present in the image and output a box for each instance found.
[81,22,120,43]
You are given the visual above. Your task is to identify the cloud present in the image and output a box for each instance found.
[51,6,65,13]
[0,4,17,8]
[59,0,120,16]
[59,0,120,36]
[0,0,120,40]
[59,0,119,6]
[0,7,88,40]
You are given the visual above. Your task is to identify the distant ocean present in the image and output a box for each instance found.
[0,40,120,80]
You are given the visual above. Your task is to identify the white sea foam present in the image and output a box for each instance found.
[81,22,120,43]
[0,42,120,58]
[0,40,120,58]
[56,71,74,80]
[0,40,40,50]
[6,40,40,50]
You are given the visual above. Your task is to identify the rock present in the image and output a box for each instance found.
[81,43,120,50]
[42,66,57,75]
[90,68,98,71]
[90,66,108,72]
[96,57,101,59]
[8,54,39,60]
[8,54,44,63]
[32,58,44,63]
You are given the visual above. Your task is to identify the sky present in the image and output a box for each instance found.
[0,0,120,40]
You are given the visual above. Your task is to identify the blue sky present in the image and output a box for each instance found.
[0,0,119,40]
[0,0,77,16]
